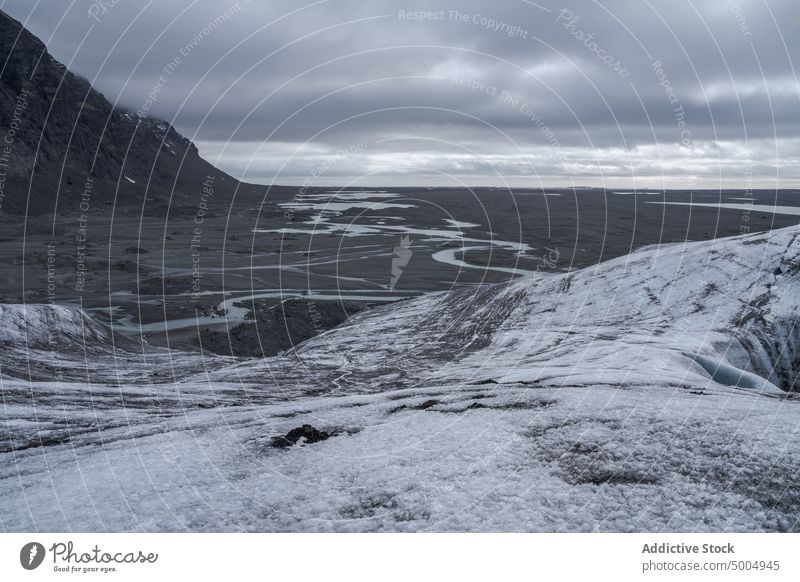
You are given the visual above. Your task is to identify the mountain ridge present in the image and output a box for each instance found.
[0,9,256,215]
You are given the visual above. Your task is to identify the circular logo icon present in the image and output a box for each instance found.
[20,542,46,570]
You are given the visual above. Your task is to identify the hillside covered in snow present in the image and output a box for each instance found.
[1,224,798,532]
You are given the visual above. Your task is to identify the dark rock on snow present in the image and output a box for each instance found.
[272,425,330,448]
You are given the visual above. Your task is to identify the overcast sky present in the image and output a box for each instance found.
[2,0,799,188]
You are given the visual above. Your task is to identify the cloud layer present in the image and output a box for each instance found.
[3,0,798,187]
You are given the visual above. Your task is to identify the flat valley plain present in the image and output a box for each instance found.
[2,186,798,351]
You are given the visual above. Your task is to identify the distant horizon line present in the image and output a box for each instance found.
[249,181,800,192]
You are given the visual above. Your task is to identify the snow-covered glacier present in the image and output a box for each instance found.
[1,225,798,532]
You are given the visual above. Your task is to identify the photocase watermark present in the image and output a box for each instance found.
[190,175,215,299]
[652,60,679,107]
[138,2,246,118]
[43,243,66,384]
[305,299,324,332]
[451,74,500,98]
[451,74,568,168]
[43,540,158,573]
[533,245,560,271]
[398,9,529,38]
[87,0,123,22]
[282,141,369,221]
[450,10,530,39]
[0,87,31,212]
[556,8,629,77]
[726,0,752,37]
[302,297,344,338]
[397,9,446,22]
[20,542,46,570]
[739,159,754,235]
[652,60,692,147]
[46,243,57,304]
[389,234,413,290]
[651,59,697,188]
[75,177,95,294]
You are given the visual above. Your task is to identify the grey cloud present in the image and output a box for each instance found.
[1,0,797,187]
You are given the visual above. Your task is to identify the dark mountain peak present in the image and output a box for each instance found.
[0,8,247,215]
[0,10,49,81]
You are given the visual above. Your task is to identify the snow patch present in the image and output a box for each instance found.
[0,304,112,349]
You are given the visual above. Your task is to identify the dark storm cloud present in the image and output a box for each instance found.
[1,0,798,186]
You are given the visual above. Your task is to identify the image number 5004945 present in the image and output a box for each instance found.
[20,542,46,570]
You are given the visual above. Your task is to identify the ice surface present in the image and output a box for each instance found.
[1,225,799,532]
[687,354,783,395]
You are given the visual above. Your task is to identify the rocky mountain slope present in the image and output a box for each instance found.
[0,9,246,215]
[0,224,798,531]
